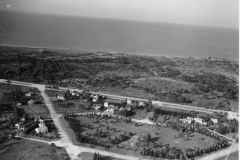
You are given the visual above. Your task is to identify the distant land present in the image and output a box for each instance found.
[0,11,238,60]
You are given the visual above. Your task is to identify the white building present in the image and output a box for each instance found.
[127,99,133,105]
[25,92,33,97]
[16,103,22,106]
[194,117,203,123]
[92,95,99,102]
[57,95,65,100]
[211,118,218,124]
[104,102,109,108]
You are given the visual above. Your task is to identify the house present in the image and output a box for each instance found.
[16,103,22,106]
[35,115,44,122]
[104,102,109,108]
[28,99,35,105]
[138,101,146,107]
[57,95,65,100]
[127,99,133,105]
[126,105,132,111]
[194,117,203,124]
[180,117,193,124]
[156,123,167,127]
[20,117,25,122]
[25,92,34,97]
[93,104,102,110]
[15,123,20,129]
[92,95,99,102]
[106,105,118,113]
[211,118,218,124]
[35,117,48,134]
[70,90,80,96]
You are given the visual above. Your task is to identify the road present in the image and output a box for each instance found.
[0,79,238,160]
[0,79,145,160]
[198,143,238,160]
[1,79,238,119]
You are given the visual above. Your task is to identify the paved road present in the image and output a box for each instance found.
[0,79,238,160]
[0,79,144,160]
[198,143,238,160]
[1,79,238,119]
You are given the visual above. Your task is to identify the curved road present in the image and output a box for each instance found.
[0,79,238,160]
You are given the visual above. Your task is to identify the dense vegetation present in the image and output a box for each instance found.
[0,46,238,111]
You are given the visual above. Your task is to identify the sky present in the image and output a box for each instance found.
[0,0,238,28]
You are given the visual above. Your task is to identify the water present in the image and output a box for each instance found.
[0,11,238,60]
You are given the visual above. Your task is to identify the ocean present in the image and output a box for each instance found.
[0,11,238,60]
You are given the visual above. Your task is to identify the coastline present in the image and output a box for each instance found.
[0,44,211,60]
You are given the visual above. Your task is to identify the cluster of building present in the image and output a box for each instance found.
[16,91,41,106]
[180,117,218,126]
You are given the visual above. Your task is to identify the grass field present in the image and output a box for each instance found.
[67,115,216,157]
[18,104,51,118]
[0,139,70,160]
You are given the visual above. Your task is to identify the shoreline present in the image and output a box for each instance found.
[0,44,234,61]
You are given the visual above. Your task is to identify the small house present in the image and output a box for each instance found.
[211,118,218,124]
[15,123,20,129]
[16,103,22,106]
[25,92,34,97]
[127,99,133,105]
[104,102,109,108]
[93,104,102,110]
[92,95,99,102]
[28,99,35,105]
[57,95,65,100]
[194,117,203,124]
[138,101,146,107]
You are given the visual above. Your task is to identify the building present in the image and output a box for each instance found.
[127,99,133,105]
[35,117,48,134]
[180,117,193,124]
[25,92,34,97]
[16,103,22,106]
[57,95,65,100]
[93,104,102,110]
[28,99,35,105]
[104,102,109,108]
[92,95,99,102]
[211,118,218,124]
[138,101,146,108]
[194,117,203,123]
[106,105,118,113]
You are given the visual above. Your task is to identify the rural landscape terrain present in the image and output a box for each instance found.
[0,46,238,160]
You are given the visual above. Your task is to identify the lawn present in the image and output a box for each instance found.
[18,104,51,118]
[52,99,95,114]
[67,115,216,157]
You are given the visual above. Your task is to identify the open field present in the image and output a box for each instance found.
[18,104,51,118]
[52,99,95,114]
[0,139,70,160]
